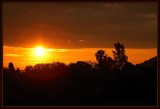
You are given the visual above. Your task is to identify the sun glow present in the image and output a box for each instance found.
[35,47,45,56]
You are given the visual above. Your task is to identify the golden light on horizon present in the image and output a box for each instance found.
[3,45,157,70]
[35,47,45,56]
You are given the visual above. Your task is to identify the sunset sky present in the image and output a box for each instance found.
[3,2,157,70]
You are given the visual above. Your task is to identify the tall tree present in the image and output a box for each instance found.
[112,42,128,70]
[95,50,106,69]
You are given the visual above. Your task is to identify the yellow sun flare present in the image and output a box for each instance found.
[35,47,45,56]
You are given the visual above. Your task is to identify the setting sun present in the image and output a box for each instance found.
[35,47,45,56]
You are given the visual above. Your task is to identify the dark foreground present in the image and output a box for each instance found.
[3,59,157,106]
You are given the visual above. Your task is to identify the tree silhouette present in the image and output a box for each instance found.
[95,50,107,69]
[8,62,15,72]
[105,56,115,71]
[16,68,20,73]
[25,65,33,72]
[112,42,128,70]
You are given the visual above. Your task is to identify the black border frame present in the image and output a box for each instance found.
[0,0,159,109]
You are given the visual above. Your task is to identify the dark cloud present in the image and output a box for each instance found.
[3,2,157,49]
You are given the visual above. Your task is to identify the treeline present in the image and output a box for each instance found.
[3,42,157,106]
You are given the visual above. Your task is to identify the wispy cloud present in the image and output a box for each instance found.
[136,13,157,20]
[79,40,85,42]
[103,4,122,9]
[3,46,32,50]
[45,49,55,51]
[4,54,22,57]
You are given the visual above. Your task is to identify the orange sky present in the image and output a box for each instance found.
[3,3,157,70]
[3,46,157,70]
[3,3,157,49]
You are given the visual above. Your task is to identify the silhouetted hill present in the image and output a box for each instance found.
[136,56,157,68]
